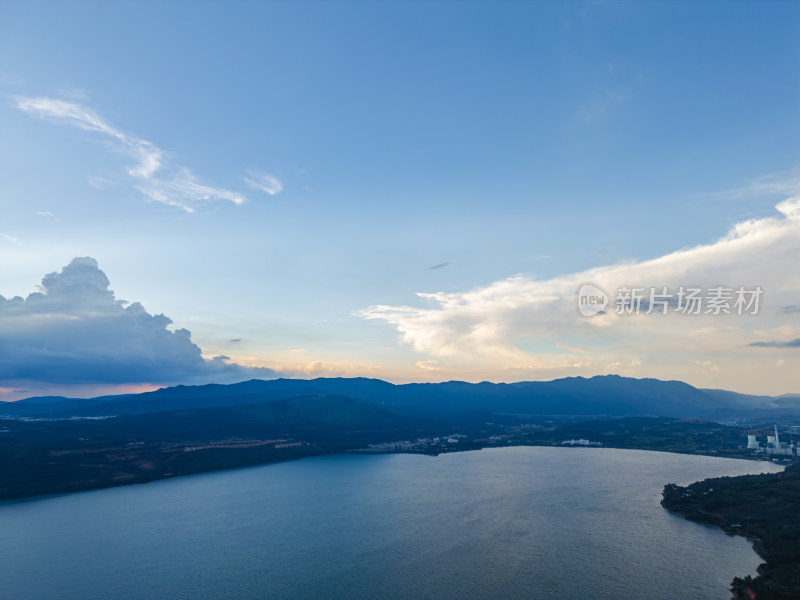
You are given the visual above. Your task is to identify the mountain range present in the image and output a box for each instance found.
[2,375,795,422]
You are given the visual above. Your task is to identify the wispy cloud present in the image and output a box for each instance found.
[415,360,441,371]
[244,171,283,196]
[706,167,800,201]
[87,176,115,190]
[15,96,246,212]
[749,338,800,348]
[137,167,244,210]
[0,233,20,245]
[35,210,60,222]
[16,96,162,177]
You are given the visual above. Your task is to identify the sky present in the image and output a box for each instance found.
[0,0,799,401]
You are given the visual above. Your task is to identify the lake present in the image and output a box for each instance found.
[0,447,782,600]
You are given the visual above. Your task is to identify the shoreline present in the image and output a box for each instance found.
[661,462,800,600]
[2,440,783,503]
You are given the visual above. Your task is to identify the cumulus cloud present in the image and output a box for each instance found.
[244,171,283,196]
[358,194,800,383]
[15,96,245,212]
[0,257,278,386]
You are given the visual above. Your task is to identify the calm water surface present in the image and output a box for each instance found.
[0,447,782,600]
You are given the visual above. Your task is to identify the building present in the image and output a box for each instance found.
[748,426,795,457]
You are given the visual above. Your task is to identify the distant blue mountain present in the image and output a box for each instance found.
[0,375,781,420]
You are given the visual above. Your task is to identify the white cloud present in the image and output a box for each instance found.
[87,176,115,190]
[1,233,20,245]
[35,210,60,221]
[707,167,800,201]
[753,324,800,340]
[358,192,800,392]
[15,96,245,212]
[137,168,245,212]
[0,257,279,386]
[415,360,441,371]
[16,96,163,177]
[244,171,283,196]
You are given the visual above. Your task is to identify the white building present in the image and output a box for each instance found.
[749,426,795,456]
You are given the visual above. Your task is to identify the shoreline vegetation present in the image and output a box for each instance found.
[2,407,795,502]
[661,462,800,600]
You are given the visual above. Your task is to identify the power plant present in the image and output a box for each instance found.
[748,425,795,456]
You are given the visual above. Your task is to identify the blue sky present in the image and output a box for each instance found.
[1,1,799,399]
